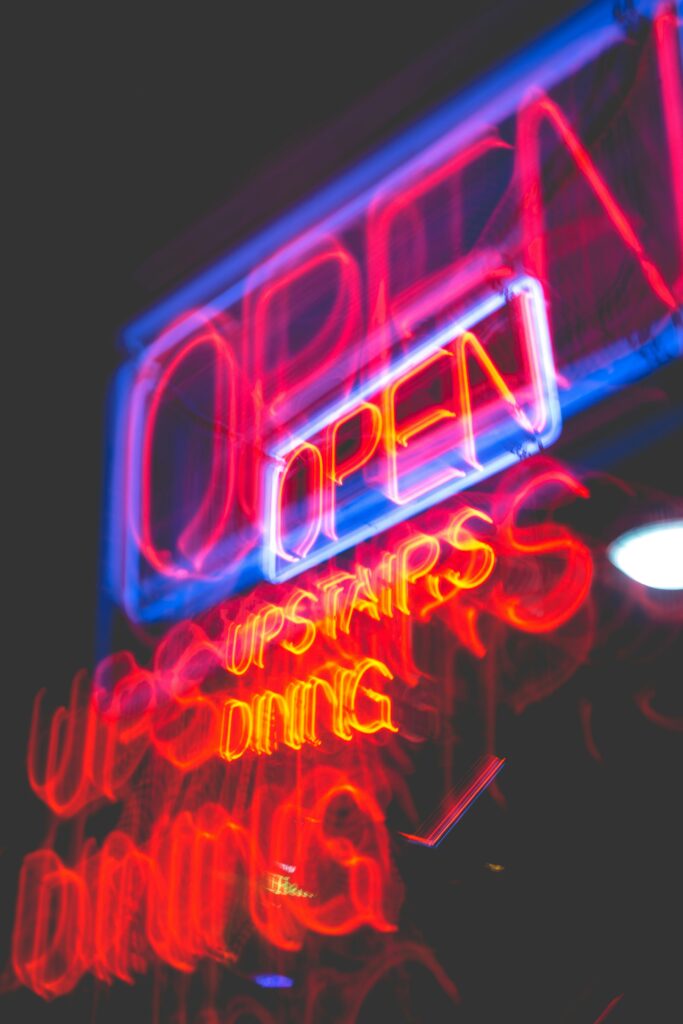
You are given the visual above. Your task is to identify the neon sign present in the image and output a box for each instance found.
[16,454,681,1005]
[6,3,683,1017]
[106,1,682,624]
[12,770,398,995]
[266,276,559,580]
[14,464,594,997]
[219,656,398,762]
[25,466,591,811]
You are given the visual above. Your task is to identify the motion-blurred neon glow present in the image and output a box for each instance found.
[103,0,683,624]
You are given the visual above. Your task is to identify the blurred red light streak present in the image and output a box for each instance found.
[593,993,624,1024]
[399,755,505,846]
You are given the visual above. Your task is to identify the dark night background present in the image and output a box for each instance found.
[4,4,682,1022]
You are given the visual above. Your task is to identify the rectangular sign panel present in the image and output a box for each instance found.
[106,1,682,622]
[265,277,560,580]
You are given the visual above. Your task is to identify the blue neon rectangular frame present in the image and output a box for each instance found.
[105,0,681,624]
[263,276,562,582]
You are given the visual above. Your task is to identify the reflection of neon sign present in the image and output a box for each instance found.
[13,770,397,995]
[15,465,594,995]
[106,2,682,623]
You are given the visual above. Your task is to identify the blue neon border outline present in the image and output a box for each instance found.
[104,0,680,624]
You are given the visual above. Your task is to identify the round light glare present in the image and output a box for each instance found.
[608,520,683,590]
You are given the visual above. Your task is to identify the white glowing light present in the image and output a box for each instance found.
[608,520,683,590]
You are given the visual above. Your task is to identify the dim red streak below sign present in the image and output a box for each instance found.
[399,755,506,847]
